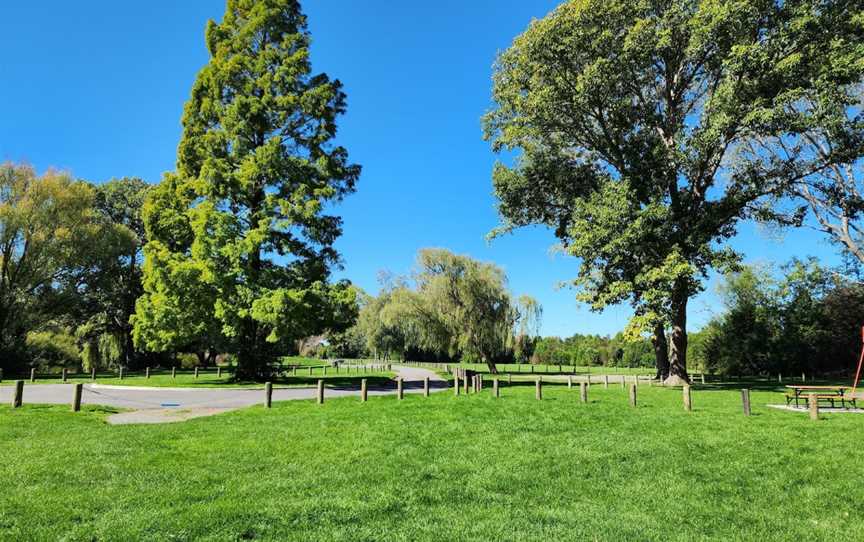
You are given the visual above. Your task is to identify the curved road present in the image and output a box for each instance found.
[0,365,448,424]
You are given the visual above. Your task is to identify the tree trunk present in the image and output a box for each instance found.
[664,287,690,386]
[483,354,498,374]
[652,322,670,381]
[196,351,206,367]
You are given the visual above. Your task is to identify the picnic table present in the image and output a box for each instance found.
[785,385,857,409]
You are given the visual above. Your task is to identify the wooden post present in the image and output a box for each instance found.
[568,375,573,389]
[809,393,818,420]
[580,382,588,403]
[265,382,273,408]
[397,378,404,400]
[194,367,199,379]
[217,367,222,378]
[30,368,36,383]
[454,376,460,396]
[535,377,542,400]
[119,367,124,380]
[700,373,705,385]
[62,368,67,383]
[741,389,751,416]
[323,366,327,376]
[493,378,499,398]
[145,367,150,379]
[317,379,324,405]
[423,377,429,397]
[507,373,512,385]
[629,383,637,407]
[90,367,96,381]
[171,366,176,379]
[586,374,591,385]
[12,380,23,408]
[604,375,609,389]
[620,377,626,390]
[478,374,483,392]
[463,374,469,395]
[683,385,692,412]
[801,372,806,383]
[778,373,782,383]
[308,366,313,376]
[72,383,83,412]
[361,378,368,402]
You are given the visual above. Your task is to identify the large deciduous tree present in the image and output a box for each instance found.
[484,0,864,384]
[133,0,360,378]
[0,163,133,372]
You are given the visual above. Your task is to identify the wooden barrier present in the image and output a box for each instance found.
[90,367,96,381]
[454,376,460,396]
[72,383,83,412]
[12,380,23,408]
[397,378,404,400]
[741,389,751,416]
[700,373,706,385]
[265,382,273,408]
[809,393,818,420]
[119,367,124,380]
[361,378,368,402]
[535,377,542,400]
[172,367,176,378]
[580,382,588,403]
[62,368,67,383]
[507,374,512,385]
[493,378,499,398]
[194,367,199,379]
[317,380,324,405]
[568,375,573,389]
[31,368,36,383]
[217,367,222,378]
[604,375,609,389]
[423,377,429,397]
[463,375,469,395]
[683,385,692,412]
[145,367,150,379]
[629,384,637,407]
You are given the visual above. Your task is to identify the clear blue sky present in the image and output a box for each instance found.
[0,1,842,337]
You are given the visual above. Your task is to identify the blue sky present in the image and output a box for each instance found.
[0,1,842,337]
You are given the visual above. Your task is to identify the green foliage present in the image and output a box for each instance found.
[133,0,360,378]
[532,333,654,368]
[25,329,79,370]
[698,259,864,375]
[484,0,864,380]
[0,163,134,373]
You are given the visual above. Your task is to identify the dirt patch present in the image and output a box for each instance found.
[108,407,237,425]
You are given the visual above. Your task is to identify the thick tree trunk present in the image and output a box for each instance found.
[652,322,670,381]
[483,354,499,374]
[664,287,690,386]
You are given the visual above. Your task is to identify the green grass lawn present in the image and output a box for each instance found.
[2,382,862,541]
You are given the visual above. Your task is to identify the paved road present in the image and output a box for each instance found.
[0,365,447,411]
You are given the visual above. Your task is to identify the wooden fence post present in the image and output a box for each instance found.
[72,383,83,412]
[119,367,124,380]
[454,376,460,396]
[265,382,273,408]
[604,375,609,389]
[778,373,782,383]
[91,367,96,381]
[172,367,176,379]
[423,377,429,397]
[587,374,591,385]
[683,385,692,412]
[493,378,499,398]
[801,372,806,383]
[580,382,588,403]
[194,367,199,379]
[741,389,751,416]
[568,375,573,389]
[12,380,23,408]
[700,373,706,385]
[535,377,542,400]
[397,378,404,400]
[478,374,483,392]
[629,383,637,407]
[620,377,626,390]
[809,393,818,420]
[361,378,368,402]
[62,368,67,383]
[217,367,222,378]
[507,373,512,385]
[31,368,36,383]
[308,366,312,376]
[317,379,324,405]
[323,366,327,376]
[463,375,469,395]
[146,367,150,379]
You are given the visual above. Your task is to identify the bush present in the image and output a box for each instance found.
[26,330,80,371]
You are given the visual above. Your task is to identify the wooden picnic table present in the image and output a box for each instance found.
[785,385,856,409]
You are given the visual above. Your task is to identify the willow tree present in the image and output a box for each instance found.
[484,0,863,384]
[134,0,360,378]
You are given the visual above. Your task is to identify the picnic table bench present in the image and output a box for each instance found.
[785,385,857,409]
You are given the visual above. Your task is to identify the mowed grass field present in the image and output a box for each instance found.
[2,383,862,541]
